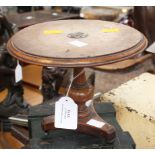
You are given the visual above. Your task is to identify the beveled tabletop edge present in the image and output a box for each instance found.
[7,35,148,68]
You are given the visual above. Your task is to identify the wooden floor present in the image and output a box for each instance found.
[0,132,24,149]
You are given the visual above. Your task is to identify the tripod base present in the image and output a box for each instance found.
[11,102,135,149]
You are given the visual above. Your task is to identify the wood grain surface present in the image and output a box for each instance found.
[7,20,147,67]
[23,65,42,88]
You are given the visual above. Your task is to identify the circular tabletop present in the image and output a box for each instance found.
[7,20,147,67]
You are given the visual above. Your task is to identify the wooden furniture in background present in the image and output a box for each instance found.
[6,10,80,30]
[23,65,42,88]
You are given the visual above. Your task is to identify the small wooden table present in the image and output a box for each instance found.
[7,11,80,30]
[7,20,147,142]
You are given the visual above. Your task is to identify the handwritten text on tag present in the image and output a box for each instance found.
[55,96,78,130]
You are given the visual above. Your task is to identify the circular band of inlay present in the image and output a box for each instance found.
[67,32,88,39]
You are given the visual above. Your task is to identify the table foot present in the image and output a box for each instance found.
[42,68,116,142]
[42,102,116,142]
[77,104,116,142]
[10,102,134,148]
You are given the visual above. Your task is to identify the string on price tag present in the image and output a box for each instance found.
[54,69,85,130]
[66,69,85,96]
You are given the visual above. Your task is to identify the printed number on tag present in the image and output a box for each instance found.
[15,62,22,83]
[55,96,78,130]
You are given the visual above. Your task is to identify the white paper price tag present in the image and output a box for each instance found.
[15,62,23,83]
[146,42,155,54]
[69,40,88,47]
[54,96,78,130]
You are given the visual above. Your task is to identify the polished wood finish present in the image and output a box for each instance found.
[43,67,116,141]
[7,20,147,67]
[94,54,152,71]
[23,65,42,88]
[7,20,148,142]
